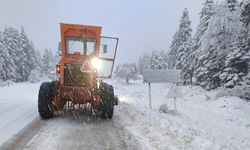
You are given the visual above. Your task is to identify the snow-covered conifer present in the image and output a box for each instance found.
[41,49,54,76]
[20,26,37,80]
[190,0,216,88]
[2,27,20,81]
[150,51,163,70]
[176,8,192,68]
[142,53,151,71]
[168,8,192,82]
[220,0,250,88]
[137,56,144,74]
[226,0,239,11]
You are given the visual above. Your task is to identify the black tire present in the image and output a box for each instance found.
[38,82,54,119]
[51,81,57,96]
[100,82,114,119]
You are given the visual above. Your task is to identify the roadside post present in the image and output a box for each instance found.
[148,82,152,109]
[143,70,181,110]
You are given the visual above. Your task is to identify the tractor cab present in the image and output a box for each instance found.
[57,23,118,85]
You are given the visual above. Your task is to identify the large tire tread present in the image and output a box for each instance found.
[38,82,54,119]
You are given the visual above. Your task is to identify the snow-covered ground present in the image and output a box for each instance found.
[0,80,250,150]
[109,79,250,150]
[0,82,40,146]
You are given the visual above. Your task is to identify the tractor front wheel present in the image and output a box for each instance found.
[38,82,54,119]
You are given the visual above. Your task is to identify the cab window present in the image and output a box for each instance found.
[66,37,96,55]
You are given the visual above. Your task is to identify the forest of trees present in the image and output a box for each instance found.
[0,27,58,83]
[1,0,250,91]
[138,0,250,90]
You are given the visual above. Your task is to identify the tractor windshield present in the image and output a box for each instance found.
[66,37,96,55]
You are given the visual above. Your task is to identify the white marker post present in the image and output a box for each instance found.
[174,97,177,113]
[148,82,152,109]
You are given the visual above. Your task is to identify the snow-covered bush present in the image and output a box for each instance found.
[0,80,14,87]
[216,86,242,98]
[115,63,139,83]
[216,84,250,101]
[240,85,250,101]
[159,104,169,113]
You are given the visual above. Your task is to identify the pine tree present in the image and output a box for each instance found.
[241,0,250,26]
[168,8,192,69]
[220,0,250,88]
[168,31,180,68]
[190,0,215,87]
[2,27,20,81]
[0,31,4,80]
[42,49,54,76]
[168,8,192,82]
[0,26,42,82]
[221,31,250,88]
[175,8,192,72]
[150,51,162,70]
[0,30,10,81]
[35,50,42,69]
[142,53,151,71]
[193,1,244,89]
[28,50,43,82]
[226,0,239,12]
[160,50,169,70]
[137,56,144,74]
[20,26,37,80]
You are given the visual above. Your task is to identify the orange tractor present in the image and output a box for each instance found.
[38,23,119,119]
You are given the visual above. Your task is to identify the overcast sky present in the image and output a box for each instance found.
[0,0,223,64]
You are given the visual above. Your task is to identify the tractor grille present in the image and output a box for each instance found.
[64,64,90,87]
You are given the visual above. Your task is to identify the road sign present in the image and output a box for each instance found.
[80,61,91,72]
[142,70,181,110]
[167,84,183,98]
[143,70,181,83]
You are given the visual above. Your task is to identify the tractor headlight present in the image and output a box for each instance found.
[91,57,102,70]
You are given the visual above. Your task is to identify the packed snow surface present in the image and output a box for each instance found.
[110,79,250,150]
[0,82,40,146]
[0,80,250,150]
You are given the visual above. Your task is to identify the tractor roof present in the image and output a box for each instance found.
[60,23,102,30]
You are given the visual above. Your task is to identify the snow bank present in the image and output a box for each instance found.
[109,79,250,150]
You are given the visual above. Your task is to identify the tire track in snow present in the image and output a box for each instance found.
[0,107,38,146]
[1,113,143,150]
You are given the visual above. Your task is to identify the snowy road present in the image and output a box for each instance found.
[0,82,143,150]
[0,80,250,150]
[1,113,142,150]
[0,83,39,146]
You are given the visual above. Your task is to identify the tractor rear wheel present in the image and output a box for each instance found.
[38,82,54,119]
[100,82,114,119]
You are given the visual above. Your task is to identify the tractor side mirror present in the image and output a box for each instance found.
[103,44,107,53]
